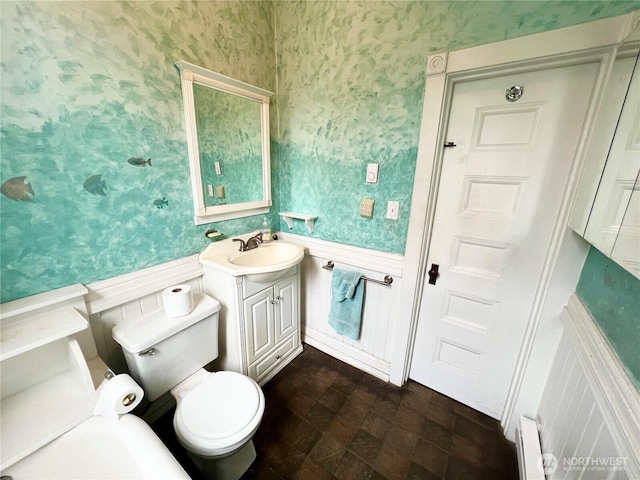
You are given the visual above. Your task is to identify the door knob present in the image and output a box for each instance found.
[428,264,439,285]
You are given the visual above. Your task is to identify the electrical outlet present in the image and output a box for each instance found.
[360,198,374,218]
[207,184,214,197]
[386,201,399,220]
[215,162,222,175]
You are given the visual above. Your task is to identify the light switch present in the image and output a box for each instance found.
[215,162,222,175]
[216,185,225,199]
[386,201,399,220]
[360,198,374,218]
[366,163,379,184]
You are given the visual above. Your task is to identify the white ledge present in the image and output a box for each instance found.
[279,212,318,233]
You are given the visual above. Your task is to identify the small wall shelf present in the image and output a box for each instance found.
[279,212,318,233]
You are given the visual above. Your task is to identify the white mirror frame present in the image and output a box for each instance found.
[175,61,274,225]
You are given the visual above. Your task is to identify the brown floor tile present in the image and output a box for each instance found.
[332,374,358,396]
[306,401,337,432]
[335,451,374,480]
[287,392,316,416]
[151,345,517,480]
[372,395,400,420]
[407,461,441,480]
[450,433,483,469]
[383,425,420,456]
[349,429,383,465]
[375,447,412,480]
[310,435,347,474]
[361,411,392,440]
[290,419,323,454]
[395,405,425,435]
[319,387,349,412]
[423,401,456,430]
[444,457,489,480]
[338,396,370,426]
[328,414,361,446]
[352,384,379,405]
[420,418,453,451]
[301,376,330,400]
[295,457,333,480]
[269,442,306,477]
[412,439,448,477]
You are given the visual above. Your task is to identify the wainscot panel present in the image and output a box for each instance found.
[537,294,639,479]
[84,256,204,374]
[280,233,404,381]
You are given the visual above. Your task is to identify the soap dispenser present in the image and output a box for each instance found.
[261,217,272,243]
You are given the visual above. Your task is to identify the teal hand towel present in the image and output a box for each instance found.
[328,268,364,340]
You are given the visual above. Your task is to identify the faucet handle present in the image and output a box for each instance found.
[232,238,246,251]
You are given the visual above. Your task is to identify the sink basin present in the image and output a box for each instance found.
[229,242,302,268]
[199,235,304,283]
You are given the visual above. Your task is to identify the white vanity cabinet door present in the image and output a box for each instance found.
[243,273,301,385]
[243,288,276,365]
[274,275,298,344]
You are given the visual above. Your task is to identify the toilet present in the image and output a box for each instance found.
[112,292,264,480]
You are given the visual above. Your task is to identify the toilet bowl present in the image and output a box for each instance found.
[171,369,265,457]
[112,293,265,480]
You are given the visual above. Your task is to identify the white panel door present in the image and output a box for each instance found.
[409,62,599,418]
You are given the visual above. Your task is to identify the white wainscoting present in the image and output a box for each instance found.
[84,255,204,373]
[280,233,405,382]
[83,237,406,384]
[537,294,639,480]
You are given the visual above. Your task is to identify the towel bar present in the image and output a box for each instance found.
[322,261,393,286]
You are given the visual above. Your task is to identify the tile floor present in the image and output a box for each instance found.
[151,345,518,480]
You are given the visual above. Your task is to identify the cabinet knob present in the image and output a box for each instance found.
[276,296,282,300]
[276,355,281,360]
[269,299,274,304]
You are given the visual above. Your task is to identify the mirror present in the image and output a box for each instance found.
[176,61,273,224]
[569,24,640,279]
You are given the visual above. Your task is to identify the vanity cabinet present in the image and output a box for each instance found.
[201,265,302,386]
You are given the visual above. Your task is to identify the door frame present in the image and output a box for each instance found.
[391,11,640,434]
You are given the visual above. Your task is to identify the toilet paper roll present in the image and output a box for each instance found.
[93,373,144,419]
[162,284,194,317]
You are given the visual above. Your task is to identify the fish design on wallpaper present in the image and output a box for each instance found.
[127,157,152,167]
[1,176,35,202]
[83,174,108,196]
[153,197,168,209]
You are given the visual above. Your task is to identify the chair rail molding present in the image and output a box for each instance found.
[84,255,203,315]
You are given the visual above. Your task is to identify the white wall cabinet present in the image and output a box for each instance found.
[570,35,640,278]
[202,265,302,386]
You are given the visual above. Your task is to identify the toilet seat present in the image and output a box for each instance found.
[173,371,265,457]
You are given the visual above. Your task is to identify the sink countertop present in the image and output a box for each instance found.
[199,232,305,279]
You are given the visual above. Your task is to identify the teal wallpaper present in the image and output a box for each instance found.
[576,247,640,388]
[1,1,637,302]
[0,1,276,302]
[274,1,639,253]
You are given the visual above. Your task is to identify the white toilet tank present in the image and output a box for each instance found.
[112,293,221,401]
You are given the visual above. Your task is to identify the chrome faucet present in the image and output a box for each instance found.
[233,233,263,252]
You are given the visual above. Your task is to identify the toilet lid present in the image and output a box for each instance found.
[174,371,264,454]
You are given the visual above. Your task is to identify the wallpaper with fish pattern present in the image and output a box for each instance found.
[1,1,636,302]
